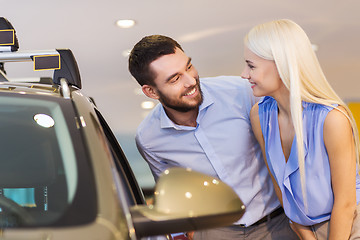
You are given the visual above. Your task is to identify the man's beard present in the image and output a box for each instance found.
[158,76,203,113]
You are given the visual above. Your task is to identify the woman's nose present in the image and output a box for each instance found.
[241,68,249,79]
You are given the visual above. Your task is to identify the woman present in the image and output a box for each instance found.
[241,19,360,239]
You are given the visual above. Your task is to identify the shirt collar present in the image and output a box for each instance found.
[258,96,270,105]
[159,81,214,129]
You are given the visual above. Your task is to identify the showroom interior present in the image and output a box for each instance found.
[1,0,360,193]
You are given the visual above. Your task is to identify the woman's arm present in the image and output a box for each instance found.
[250,104,283,203]
[324,106,357,240]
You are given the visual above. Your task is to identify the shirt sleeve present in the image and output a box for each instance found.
[135,133,165,182]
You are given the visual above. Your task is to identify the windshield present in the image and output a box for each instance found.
[0,94,96,227]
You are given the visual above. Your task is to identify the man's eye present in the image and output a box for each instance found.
[187,64,192,70]
[248,64,255,69]
[170,76,180,83]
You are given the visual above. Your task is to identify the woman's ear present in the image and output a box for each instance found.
[142,85,160,100]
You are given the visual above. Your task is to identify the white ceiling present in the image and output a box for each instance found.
[1,0,360,136]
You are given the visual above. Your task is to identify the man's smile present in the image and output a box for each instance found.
[184,87,197,96]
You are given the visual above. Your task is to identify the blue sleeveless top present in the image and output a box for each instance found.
[258,96,360,225]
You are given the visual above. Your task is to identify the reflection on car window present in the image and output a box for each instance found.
[0,96,77,227]
[2,188,35,207]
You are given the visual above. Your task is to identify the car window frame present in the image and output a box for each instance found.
[94,109,145,206]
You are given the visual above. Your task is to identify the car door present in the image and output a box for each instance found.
[95,110,169,240]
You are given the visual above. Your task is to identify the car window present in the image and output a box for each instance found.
[0,93,96,227]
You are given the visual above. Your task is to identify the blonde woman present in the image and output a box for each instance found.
[241,19,360,239]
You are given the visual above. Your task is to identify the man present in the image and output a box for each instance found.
[128,35,297,239]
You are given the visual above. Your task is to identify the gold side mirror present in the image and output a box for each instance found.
[131,167,245,238]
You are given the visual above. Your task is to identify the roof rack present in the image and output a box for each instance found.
[0,17,19,52]
[0,17,82,89]
[0,49,82,89]
[60,78,71,99]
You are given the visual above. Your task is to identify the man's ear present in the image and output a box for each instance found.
[142,85,159,100]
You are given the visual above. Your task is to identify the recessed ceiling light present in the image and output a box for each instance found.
[141,101,155,109]
[311,44,319,51]
[122,49,131,57]
[116,19,136,28]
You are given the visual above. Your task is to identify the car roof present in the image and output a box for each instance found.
[0,81,62,96]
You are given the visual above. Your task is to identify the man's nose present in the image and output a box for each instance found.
[183,72,196,87]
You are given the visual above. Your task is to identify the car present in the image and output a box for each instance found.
[0,17,245,239]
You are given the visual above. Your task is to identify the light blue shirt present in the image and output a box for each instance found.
[258,96,360,225]
[136,76,280,226]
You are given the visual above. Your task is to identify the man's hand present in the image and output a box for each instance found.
[186,231,194,240]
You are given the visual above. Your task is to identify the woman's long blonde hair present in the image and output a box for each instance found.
[244,19,360,211]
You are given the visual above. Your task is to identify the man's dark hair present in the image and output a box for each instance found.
[128,35,183,86]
